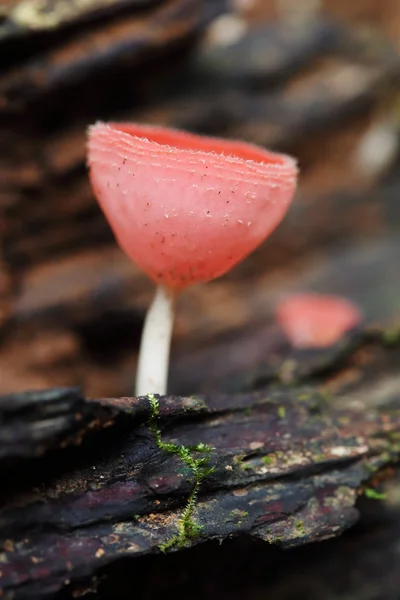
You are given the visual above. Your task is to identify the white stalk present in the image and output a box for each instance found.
[135,285,177,396]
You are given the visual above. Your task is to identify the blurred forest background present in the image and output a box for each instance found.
[0,0,400,397]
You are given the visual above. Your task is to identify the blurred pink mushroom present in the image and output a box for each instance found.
[87,122,298,395]
[276,293,363,349]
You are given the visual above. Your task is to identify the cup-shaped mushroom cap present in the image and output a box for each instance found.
[87,122,298,290]
[276,293,362,348]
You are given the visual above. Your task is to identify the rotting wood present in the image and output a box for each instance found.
[0,329,399,598]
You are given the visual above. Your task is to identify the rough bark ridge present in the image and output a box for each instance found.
[1,328,399,599]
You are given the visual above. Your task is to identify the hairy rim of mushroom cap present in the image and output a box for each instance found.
[87,121,298,291]
[276,293,363,348]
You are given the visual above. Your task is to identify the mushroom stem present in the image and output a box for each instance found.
[135,284,177,396]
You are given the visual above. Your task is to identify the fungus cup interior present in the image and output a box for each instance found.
[87,121,298,396]
[113,122,287,165]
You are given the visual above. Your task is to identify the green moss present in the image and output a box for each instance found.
[241,463,253,471]
[278,406,286,419]
[364,488,387,501]
[272,536,282,543]
[295,520,306,534]
[229,509,249,527]
[262,455,273,466]
[298,393,312,402]
[364,462,378,473]
[314,452,326,462]
[382,327,400,346]
[378,451,392,463]
[230,509,248,517]
[147,394,214,551]
[245,407,252,416]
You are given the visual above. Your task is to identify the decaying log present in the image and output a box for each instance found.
[86,483,400,600]
[0,327,399,598]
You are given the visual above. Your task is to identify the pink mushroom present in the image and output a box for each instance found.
[87,122,298,395]
[276,293,363,349]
